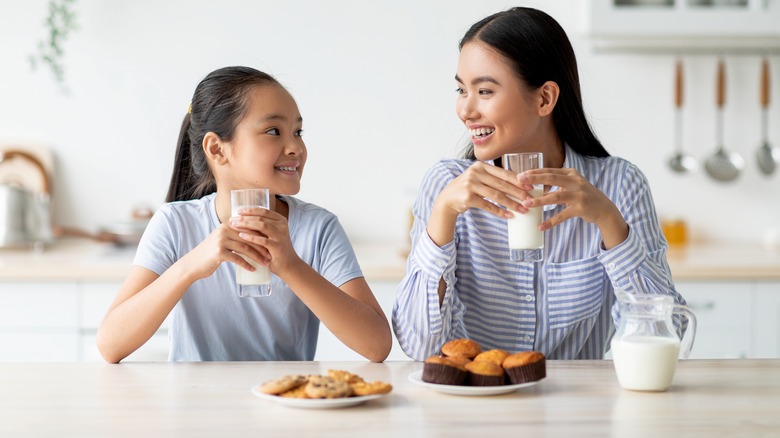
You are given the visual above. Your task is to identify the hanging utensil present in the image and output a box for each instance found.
[757,57,779,176]
[704,59,744,182]
[668,58,696,173]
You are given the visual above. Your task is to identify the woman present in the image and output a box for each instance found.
[392,7,684,360]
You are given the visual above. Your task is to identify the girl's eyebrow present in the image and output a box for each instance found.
[257,114,304,123]
[454,74,500,86]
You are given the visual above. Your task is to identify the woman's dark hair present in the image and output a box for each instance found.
[459,7,609,161]
[166,66,280,202]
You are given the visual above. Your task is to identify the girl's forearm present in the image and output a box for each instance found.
[279,260,391,363]
[96,263,195,363]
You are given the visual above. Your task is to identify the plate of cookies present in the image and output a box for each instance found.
[252,369,393,409]
[409,338,546,396]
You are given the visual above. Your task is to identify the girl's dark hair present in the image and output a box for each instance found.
[166,66,280,202]
[459,7,609,160]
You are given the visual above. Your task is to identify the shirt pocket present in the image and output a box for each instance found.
[546,255,606,330]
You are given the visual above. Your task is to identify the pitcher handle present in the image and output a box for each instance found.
[674,304,697,359]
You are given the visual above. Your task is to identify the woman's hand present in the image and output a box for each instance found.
[434,161,532,218]
[427,161,535,249]
[517,168,629,249]
[230,207,302,276]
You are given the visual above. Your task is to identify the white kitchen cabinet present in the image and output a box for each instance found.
[583,0,780,50]
[314,280,411,361]
[752,282,780,358]
[0,282,79,361]
[675,281,752,358]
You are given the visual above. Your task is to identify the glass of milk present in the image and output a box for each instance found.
[610,292,697,391]
[502,152,544,262]
[230,188,271,297]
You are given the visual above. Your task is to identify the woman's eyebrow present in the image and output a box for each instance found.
[454,74,500,86]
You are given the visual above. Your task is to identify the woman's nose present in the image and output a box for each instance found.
[457,95,477,122]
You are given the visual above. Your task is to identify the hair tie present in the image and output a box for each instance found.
[187,102,192,114]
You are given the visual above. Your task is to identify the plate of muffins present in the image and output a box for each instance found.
[409,338,546,396]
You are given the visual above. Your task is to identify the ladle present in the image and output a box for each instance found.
[757,57,780,176]
[704,59,744,182]
[667,59,696,173]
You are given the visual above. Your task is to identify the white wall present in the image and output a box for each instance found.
[1,0,779,246]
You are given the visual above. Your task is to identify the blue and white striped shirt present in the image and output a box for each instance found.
[392,144,684,360]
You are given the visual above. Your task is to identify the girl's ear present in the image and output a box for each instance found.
[538,81,559,117]
[203,132,228,164]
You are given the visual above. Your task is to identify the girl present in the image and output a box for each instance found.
[393,8,685,360]
[97,66,391,363]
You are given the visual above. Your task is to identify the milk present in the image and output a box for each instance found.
[236,255,270,285]
[611,335,681,391]
[507,187,543,249]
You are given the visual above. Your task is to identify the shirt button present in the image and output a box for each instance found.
[607,263,616,270]
[525,295,533,302]
[435,260,446,269]
[524,335,531,342]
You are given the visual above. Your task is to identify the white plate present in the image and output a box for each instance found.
[251,386,387,409]
[407,370,539,396]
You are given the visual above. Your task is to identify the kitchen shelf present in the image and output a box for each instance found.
[582,0,780,53]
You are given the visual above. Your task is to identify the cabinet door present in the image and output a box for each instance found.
[314,280,411,361]
[676,281,752,358]
[79,282,170,362]
[752,282,780,358]
[0,282,79,361]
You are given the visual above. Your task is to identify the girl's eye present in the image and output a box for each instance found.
[455,87,465,95]
[478,89,493,95]
[295,129,304,137]
[266,128,280,136]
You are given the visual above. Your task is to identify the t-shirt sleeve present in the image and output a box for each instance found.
[314,214,363,288]
[132,205,178,276]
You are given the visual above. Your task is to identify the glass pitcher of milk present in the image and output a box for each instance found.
[610,291,697,392]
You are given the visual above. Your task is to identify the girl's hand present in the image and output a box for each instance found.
[517,168,629,248]
[230,207,302,276]
[435,161,532,219]
[179,223,271,281]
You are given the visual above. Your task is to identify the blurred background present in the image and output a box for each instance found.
[1,0,779,246]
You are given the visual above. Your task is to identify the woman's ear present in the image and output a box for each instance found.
[203,132,228,165]
[538,81,559,117]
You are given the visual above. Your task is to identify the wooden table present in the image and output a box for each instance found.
[0,359,778,436]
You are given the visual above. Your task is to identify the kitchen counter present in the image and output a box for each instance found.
[1,238,779,282]
[0,359,777,436]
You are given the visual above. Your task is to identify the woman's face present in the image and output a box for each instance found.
[455,42,549,161]
[224,84,307,195]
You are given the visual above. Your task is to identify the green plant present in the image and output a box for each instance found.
[29,0,78,93]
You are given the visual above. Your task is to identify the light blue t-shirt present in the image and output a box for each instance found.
[133,193,363,361]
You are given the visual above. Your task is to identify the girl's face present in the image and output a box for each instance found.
[224,85,307,195]
[455,42,549,161]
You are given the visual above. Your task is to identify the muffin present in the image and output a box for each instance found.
[441,338,482,359]
[465,360,507,386]
[473,349,510,367]
[422,356,468,385]
[445,355,473,368]
[502,351,546,384]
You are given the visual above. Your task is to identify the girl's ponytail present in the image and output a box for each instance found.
[166,113,195,202]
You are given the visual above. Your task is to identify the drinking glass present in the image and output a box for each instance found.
[503,152,544,262]
[230,188,271,297]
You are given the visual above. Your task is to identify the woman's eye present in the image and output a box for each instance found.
[295,129,304,137]
[455,87,465,95]
[266,128,280,136]
[478,89,493,95]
